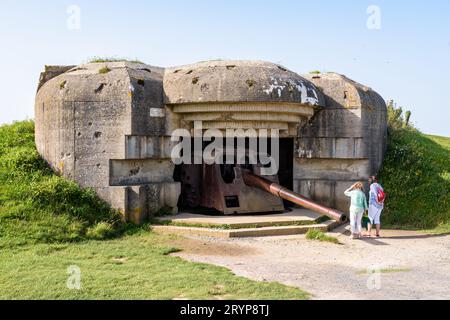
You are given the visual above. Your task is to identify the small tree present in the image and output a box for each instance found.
[386,100,413,130]
[404,111,412,127]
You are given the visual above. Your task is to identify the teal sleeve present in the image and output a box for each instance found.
[344,188,353,197]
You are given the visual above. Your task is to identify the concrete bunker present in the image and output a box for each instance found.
[35,60,387,224]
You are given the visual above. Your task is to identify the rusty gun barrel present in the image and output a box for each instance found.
[243,171,348,223]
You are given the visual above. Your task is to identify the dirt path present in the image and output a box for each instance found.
[170,226,450,300]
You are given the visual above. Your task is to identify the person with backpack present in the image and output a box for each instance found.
[367,176,385,238]
[344,182,368,239]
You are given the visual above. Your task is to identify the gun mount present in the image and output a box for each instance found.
[176,162,347,223]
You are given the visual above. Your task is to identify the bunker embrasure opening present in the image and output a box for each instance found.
[173,137,295,215]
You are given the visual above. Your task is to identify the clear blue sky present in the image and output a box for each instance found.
[1,0,449,136]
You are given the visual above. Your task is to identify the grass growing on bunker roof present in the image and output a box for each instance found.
[59,80,67,90]
[98,66,111,74]
[89,57,144,64]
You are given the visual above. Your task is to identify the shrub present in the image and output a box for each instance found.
[99,66,111,74]
[386,100,414,130]
[86,222,116,240]
[378,101,450,229]
[378,129,450,229]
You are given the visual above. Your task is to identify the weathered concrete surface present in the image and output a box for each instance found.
[153,220,336,238]
[158,208,321,228]
[296,72,387,212]
[35,61,387,223]
[35,62,180,223]
[169,102,317,135]
[164,61,326,135]
[164,60,325,106]
[37,65,76,91]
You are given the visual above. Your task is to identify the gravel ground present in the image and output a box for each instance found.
[170,226,450,300]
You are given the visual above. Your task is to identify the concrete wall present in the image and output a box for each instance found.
[295,73,387,212]
[35,62,181,223]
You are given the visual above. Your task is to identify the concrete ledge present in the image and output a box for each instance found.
[152,220,338,238]
[152,225,231,238]
[157,209,322,229]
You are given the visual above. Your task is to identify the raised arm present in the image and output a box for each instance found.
[344,187,354,197]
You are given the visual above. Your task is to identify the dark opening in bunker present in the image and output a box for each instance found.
[173,137,294,215]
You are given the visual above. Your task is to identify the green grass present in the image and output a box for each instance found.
[89,57,144,64]
[357,268,411,275]
[0,231,307,300]
[98,66,111,74]
[378,128,450,232]
[0,121,125,248]
[0,120,308,300]
[305,229,340,244]
[59,80,67,90]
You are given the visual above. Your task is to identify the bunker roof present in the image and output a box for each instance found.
[164,60,325,107]
[37,60,326,108]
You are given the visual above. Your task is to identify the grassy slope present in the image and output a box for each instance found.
[0,121,307,300]
[378,129,450,231]
[0,121,122,247]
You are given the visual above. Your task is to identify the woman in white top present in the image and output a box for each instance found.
[367,176,385,238]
